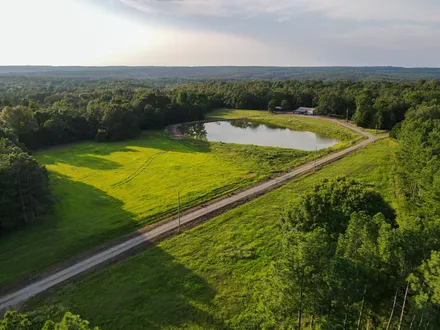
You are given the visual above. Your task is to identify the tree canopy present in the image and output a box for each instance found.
[267,176,440,329]
[0,311,99,330]
[0,138,49,231]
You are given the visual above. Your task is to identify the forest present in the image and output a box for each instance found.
[1,76,440,328]
[2,78,440,148]
[1,66,440,81]
[0,76,439,231]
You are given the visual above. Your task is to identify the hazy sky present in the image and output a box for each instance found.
[1,0,440,66]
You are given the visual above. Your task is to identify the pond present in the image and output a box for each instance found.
[183,120,340,151]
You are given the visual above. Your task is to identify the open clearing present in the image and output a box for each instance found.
[28,138,398,329]
[0,112,359,288]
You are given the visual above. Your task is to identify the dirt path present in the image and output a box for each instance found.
[0,117,375,312]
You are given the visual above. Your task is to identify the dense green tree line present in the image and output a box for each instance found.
[397,106,440,218]
[1,78,440,151]
[261,177,440,329]
[178,79,440,129]
[0,89,209,149]
[388,104,440,329]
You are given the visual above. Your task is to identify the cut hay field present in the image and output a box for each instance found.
[29,138,398,329]
[0,111,359,288]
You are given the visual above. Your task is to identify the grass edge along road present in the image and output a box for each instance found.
[0,117,373,312]
[29,138,398,329]
[0,112,359,289]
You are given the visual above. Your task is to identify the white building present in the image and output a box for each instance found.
[294,107,316,115]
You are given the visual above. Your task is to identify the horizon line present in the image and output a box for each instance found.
[1,65,440,69]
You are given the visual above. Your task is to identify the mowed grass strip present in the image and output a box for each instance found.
[30,138,398,330]
[0,112,358,288]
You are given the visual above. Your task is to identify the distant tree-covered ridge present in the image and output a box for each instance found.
[1,66,440,81]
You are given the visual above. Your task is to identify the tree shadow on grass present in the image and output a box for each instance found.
[37,132,213,173]
[40,154,122,171]
[0,174,140,290]
[1,173,223,328]
[130,131,213,154]
[34,247,225,329]
[89,130,214,155]
[83,131,213,155]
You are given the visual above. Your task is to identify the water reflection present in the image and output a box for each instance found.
[183,120,340,151]
[229,120,261,129]
[184,122,208,140]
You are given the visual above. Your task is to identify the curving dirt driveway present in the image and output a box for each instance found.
[0,117,375,312]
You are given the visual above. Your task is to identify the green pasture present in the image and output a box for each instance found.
[30,138,399,329]
[0,111,359,287]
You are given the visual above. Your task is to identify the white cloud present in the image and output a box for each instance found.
[118,0,440,67]
[0,0,162,65]
[2,0,440,66]
[111,28,316,66]
[121,0,440,22]
[299,0,440,22]
[0,0,317,66]
[120,0,299,18]
[334,24,440,51]
[322,23,440,66]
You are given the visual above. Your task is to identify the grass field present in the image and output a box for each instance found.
[0,112,359,288]
[29,138,399,329]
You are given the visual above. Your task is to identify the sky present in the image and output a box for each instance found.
[1,0,440,67]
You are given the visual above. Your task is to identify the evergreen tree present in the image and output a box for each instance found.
[0,138,50,231]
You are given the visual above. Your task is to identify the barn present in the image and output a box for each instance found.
[294,107,316,115]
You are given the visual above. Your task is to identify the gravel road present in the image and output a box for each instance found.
[0,117,375,312]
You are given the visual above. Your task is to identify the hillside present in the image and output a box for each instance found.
[1,66,440,81]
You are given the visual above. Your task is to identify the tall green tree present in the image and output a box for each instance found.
[0,106,37,147]
[278,228,334,329]
[353,92,375,128]
[283,177,395,235]
[280,100,291,111]
[0,138,50,230]
[0,106,36,136]
[275,177,397,329]
[397,106,440,218]
[268,99,278,112]
[100,104,139,141]
[316,92,346,116]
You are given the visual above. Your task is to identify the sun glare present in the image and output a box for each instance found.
[0,0,157,65]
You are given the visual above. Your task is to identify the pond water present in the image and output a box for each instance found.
[183,120,340,151]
